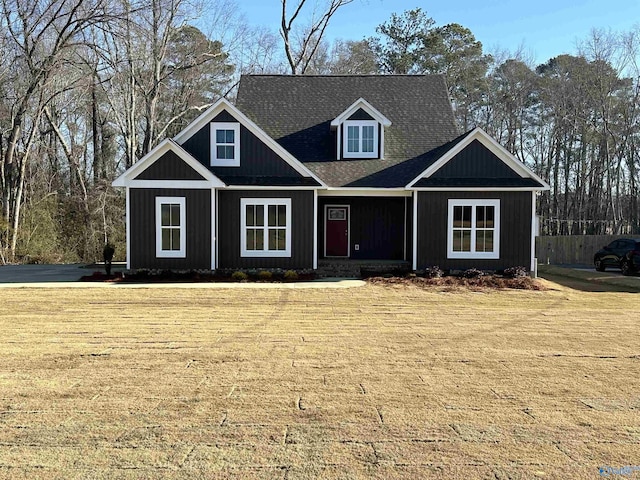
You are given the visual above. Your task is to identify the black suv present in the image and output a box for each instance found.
[594,238,640,275]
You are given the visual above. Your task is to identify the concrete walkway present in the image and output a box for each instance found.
[0,264,90,283]
[0,264,364,289]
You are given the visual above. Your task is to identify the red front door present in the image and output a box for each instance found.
[325,206,349,257]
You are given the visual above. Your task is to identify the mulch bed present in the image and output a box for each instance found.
[366,275,546,291]
[79,270,316,283]
[80,271,124,282]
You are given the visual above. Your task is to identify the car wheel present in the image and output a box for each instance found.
[621,260,632,276]
[595,259,605,272]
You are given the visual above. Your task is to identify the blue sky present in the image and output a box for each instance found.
[237,0,639,65]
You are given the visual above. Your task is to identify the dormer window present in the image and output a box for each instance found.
[331,98,391,161]
[345,120,378,158]
[211,122,240,166]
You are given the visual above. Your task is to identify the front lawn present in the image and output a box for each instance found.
[0,282,637,478]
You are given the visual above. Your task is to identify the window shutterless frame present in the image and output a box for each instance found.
[155,196,186,258]
[342,120,378,158]
[210,122,240,166]
[240,198,292,257]
[447,199,500,259]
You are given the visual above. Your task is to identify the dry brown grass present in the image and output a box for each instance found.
[0,281,639,479]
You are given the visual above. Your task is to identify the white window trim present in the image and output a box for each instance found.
[240,198,292,258]
[156,196,186,258]
[447,199,500,259]
[343,120,378,159]
[211,122,240,166]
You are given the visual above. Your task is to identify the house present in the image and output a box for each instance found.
[112,75,549,275]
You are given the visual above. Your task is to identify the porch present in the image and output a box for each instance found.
[316,259,412,278]
[317,195,413,263]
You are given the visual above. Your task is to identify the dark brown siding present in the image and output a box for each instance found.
[416,191,532,270]
[130,188,211,269]
[181,108,306,179]
[217,190,314,269]
[135,151,205,181]
[431,140,521,179]
[318,196,407,260]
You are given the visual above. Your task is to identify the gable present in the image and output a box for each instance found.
[181,108,317,183]
[431,139,522,179]
[406,127,550,190]
[135,150,205,181]
[111,139,225,188]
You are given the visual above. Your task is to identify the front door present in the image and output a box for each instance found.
[325,206,349,257]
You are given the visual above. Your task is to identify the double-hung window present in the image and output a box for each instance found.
[241,198,291,257]
[156,197,186,258]
[211,122,240,166]
[343,120,378,158]
[447,199,500,259]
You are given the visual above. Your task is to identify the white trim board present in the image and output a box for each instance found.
[446,199,500,260]
[412,193,418,271]
[319,189,411,197]
[342,120,379,159]
[126,180,214,189]
[240,198,292,258]
[211,188,218,270]
[530,191,537,272]
[125,187,131,270]
[224,185,321,190]
[405,127,550,190]
[210,122,240,167]
[313,190,318,270]
[411,187,545,192]
[155,196,187,258]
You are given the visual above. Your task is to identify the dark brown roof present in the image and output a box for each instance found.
[236,75,460,187]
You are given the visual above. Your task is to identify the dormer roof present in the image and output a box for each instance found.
[330,98,392,129]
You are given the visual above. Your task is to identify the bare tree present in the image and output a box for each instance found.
[280,0,353,74]
[0,0,120,261]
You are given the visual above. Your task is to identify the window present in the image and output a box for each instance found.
[211,122,240,166]
[240,198,291,257]
[156,197,186,258]
[343,120,378,158]
[447,199,500,259]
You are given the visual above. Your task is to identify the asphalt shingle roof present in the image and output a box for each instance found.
[236,75,460,188]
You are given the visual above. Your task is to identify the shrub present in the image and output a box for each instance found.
[461,268,485,278]
[257,270,273,281]
[424,266,444,279]
[231,271,248,281]
[283,270,299,281]
[503,266,529,278]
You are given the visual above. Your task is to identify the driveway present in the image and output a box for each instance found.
[538,264,640,293]
[0,264,115,283]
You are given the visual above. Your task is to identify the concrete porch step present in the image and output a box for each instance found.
[317,260,411,278]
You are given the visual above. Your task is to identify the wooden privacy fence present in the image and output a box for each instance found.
[535,235,635,266]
